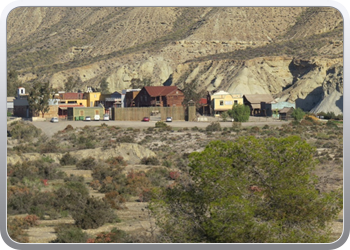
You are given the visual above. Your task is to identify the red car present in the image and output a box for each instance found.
[142,117,150,122]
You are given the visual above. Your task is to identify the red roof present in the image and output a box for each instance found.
[60,93,84,99]
[144,86,181,97]
[199,98,207,105]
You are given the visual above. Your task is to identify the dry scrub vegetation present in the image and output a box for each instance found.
[6,119,343,243]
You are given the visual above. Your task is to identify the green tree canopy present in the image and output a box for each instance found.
[291,107,305,122]
[227,104,250,122]
[28,81,52,118]
[181,81,206,108]
[150,136,342,243]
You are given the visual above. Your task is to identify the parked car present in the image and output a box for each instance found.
[94,115,100,121]
[50,117,59,123]
[166,117,172,122]
[103,114,110,121]
[85,116,91,121]
[142,117,150,122]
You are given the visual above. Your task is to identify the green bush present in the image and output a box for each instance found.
[52,224,89,243]
[7,121,42,140]
[150,136,343,243]
[71,197,118,229]
[59,152,78,166]
[76,157,97,170]
[227,104,250,122]
[140,156,160,165]
[291,108,305,122]
[206,122,221,132]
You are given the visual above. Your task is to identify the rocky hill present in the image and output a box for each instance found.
[7,7,343,113]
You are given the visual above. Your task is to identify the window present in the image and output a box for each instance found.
[94,94,97,98]
[80,111,84,116]
[220,100,224,106]
[234,100,238,105]
[95,110,99,115]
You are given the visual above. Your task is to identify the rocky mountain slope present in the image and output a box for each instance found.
[7,7,343,113]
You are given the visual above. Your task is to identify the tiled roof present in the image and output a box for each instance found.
[144,86,180,97]
[59,104,84,108]
[60,93,84,99]
[279,107,294,113]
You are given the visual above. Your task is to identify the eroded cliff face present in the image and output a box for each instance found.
[7,7,343,113]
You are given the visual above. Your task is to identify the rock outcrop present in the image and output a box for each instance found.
[7,7,343,113]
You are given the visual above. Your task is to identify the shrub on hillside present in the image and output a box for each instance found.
[59,152,78,166]
[71,197,118,229]
[76,156,97,170]
[86,228,131,243]
[206,122,221,132]
[140,156,160,165]
[103,191,127,210]
[52,224,89,243]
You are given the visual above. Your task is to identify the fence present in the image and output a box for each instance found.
[112,106,186,121]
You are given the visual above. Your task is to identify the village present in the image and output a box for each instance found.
[7,85,297,123]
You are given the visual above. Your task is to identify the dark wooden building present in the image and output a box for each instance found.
[279,107,294,120]
[134,86,185,107]
[243,94,275,116]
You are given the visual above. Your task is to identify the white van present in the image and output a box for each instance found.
[94,115,100,121]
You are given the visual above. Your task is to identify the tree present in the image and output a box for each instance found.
[181,81,206,108]
[28,81,52,118]
[291,108,305,122]
[7,69,23,97]
[227,104,250,122]
[150,136,342,243]
[99,77,110,94]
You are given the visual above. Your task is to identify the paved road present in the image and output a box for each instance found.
[31,119,289,137]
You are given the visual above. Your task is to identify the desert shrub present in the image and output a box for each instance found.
[124,170,152,196]
[7,121,41,140]
[71,197,118,229]
[206,122,221,132]
[169,171,180,180]
[76,156,97,170]
[89,180,101,190]
[63,124,74,132]
[7,186,35,214]
[53,224,89,243]
[262,124,269,130]
[7,215,39,243]
[300,119,313,126]
[326,120,339,129]
[155,121,168,128]
[140,156,160,165]
[250,126,260,133]
[54,181,90,211]
[40,139,61,153]
[64,174,85,183]
[146,167,169,186]
[103,191,127,210]
[117,135,135,143]
[191,126,199,131]
[59,152,78,166]
[86,228,131,243]
[139,188,153,202]
[291,108,305,122]
[8,159,66,182]
[106,156,127,167]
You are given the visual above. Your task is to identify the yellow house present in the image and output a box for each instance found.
[84,92,102,107]
[58,99,88,107]
[210,90,243,116]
